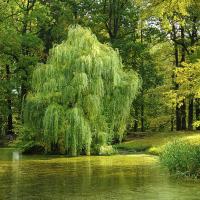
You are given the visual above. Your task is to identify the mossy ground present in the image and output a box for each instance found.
[115,131,200,155]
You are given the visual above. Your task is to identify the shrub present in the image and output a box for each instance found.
[160,140,200,177]
[22,141,45,154]
[99,145,118,156]
[148,146,163,155]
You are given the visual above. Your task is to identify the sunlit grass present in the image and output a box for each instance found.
[115,131,200,155]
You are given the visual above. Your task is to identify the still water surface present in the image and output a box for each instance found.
[0,148,200,200]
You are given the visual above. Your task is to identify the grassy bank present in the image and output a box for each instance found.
[115,131,200,155]
[160,140,200,178]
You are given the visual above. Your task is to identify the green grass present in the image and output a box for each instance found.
[160,140,200,177]
[115,131,200,155]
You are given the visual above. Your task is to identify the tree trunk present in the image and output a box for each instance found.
[196,99,200,130]
[176,105,181,131]
[134,108,138,132]
[140,21,145,132]
[141,90,145,132]
[180,26,186,130]
[188,98,193,130]
[173,30,182,131]
[72,1,78,21]
[141,104,144,132]
[190,16,198,130]
[181,99,186,130]
[7,99,13,135]
[6,64,13,135]
[172,24,187,131]
[171,107,174,131]
[172,24,181,131]
[171,118,174,131]
[20,0,36,112]
[104,0,122,44]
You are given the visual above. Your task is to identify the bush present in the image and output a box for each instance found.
[160,140,200,177]
[147,146,163,155]
[99,145,118,156]
[22,141,45,154]
[16,127,45,154]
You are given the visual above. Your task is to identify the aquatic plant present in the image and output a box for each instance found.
[24,26,140,156]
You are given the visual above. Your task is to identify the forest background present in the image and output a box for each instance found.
[1,0,200,139]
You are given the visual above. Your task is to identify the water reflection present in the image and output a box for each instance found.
[12,151,20,161]
[0,149,200,200]
[11,151,21,200]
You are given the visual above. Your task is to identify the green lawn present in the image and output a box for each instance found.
[115,131,200,155]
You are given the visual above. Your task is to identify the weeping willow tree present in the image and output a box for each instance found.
[24,26,140,156]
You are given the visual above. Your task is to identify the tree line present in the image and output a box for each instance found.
[0,0,200,137]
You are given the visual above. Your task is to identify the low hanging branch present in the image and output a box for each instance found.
[24,25,140,156]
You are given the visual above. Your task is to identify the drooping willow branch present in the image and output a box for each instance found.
[24,25,140,156]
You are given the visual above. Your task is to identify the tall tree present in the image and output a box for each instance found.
[23,26,140,155]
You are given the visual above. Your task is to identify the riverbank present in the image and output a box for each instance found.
[115,131,200,155]
[2,131,200,156]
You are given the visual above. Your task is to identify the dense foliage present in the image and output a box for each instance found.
[160,140,200,177]
[23,26,140,155]
[0,0,200,143]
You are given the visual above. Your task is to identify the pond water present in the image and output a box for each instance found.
[0,148,200,200]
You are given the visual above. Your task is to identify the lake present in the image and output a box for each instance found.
[0,148,200,200]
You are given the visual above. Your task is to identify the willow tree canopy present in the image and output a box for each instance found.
[24,26,140,156]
